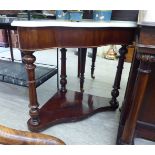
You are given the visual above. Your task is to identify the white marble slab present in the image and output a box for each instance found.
[138,10,155,24]
[11,20,137,28]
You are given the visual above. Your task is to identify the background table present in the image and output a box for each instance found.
[0,21,58,88]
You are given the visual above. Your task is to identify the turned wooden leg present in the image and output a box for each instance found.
[120,53,155,145]
[22,51,40,127]
[60,48,67,93]
[91,47,97,79]
[79,48,87,92]
[77,48,80,77]
[109,45,128,110]
[6,29,14,62]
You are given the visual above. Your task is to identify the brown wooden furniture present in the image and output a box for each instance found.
[0,124,65,145]
[12,20,136,132]
[0,23,58,89]
[0,11,20,61]
[0,23,17,61]
[125,46,135,63]
[77,47,97,80]
[0,29,8,47]
[0,29,18,48]
[116,23,155,144]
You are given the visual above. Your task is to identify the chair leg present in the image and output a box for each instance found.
[6,29,14,62]
[20,50,25,63]
[77,48,80,77]
[57,48,59,90]
[91,48,97,79]
[79,48,87,92]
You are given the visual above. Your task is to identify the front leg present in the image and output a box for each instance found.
[79,48,87,92]
[91,47,97,79]
[22,51,40,127]
[60,48,67,93]
[109,45,128,110]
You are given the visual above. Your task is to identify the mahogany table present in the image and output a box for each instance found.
[12,20,137,132]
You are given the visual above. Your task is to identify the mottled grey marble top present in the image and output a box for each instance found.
[0,60,57,87]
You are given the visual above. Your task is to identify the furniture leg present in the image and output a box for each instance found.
[120,53,155,144]
[91,47,97,79]
[116,50,140,144]
[60,48,67,93]
[22,51,40,127]
[109,45,128,110]
[57,48,59,90]
[77,48,80,77]
[79,48,87,92]
[3,29,9,47]
[20,50,25,63]
[7,29,14,62]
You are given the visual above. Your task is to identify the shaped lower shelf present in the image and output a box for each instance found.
[28,90,114,132]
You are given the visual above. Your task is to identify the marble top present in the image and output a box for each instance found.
[11,20,137,28]
[138,10,155,27]
[138,21,155,27]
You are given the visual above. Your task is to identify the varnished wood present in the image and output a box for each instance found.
[0,124,65,145]
[0,29,9,47]
[116,50,140,144]
[0,23,17,62]
[139,26,155,46]
[77,47,97,79]
[28,90,113,132]
[91,48,97,79]
[120,53,155,144]
[79,48,87,92]
[17,27,136,50]
[125,46,135,63]
[77,48,80,77]
[60,48,67,93]
[0,17,18,55]
[109,45,128,110]
[136,121,155,141]
[117,25,155,144]
[22,51,40,126]
[135,62,155,142]
[6,29,14,62]
[16,25,136,132]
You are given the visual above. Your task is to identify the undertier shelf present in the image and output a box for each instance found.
[28,90,114,132]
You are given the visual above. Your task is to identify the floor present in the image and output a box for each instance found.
[0,47,154,145]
